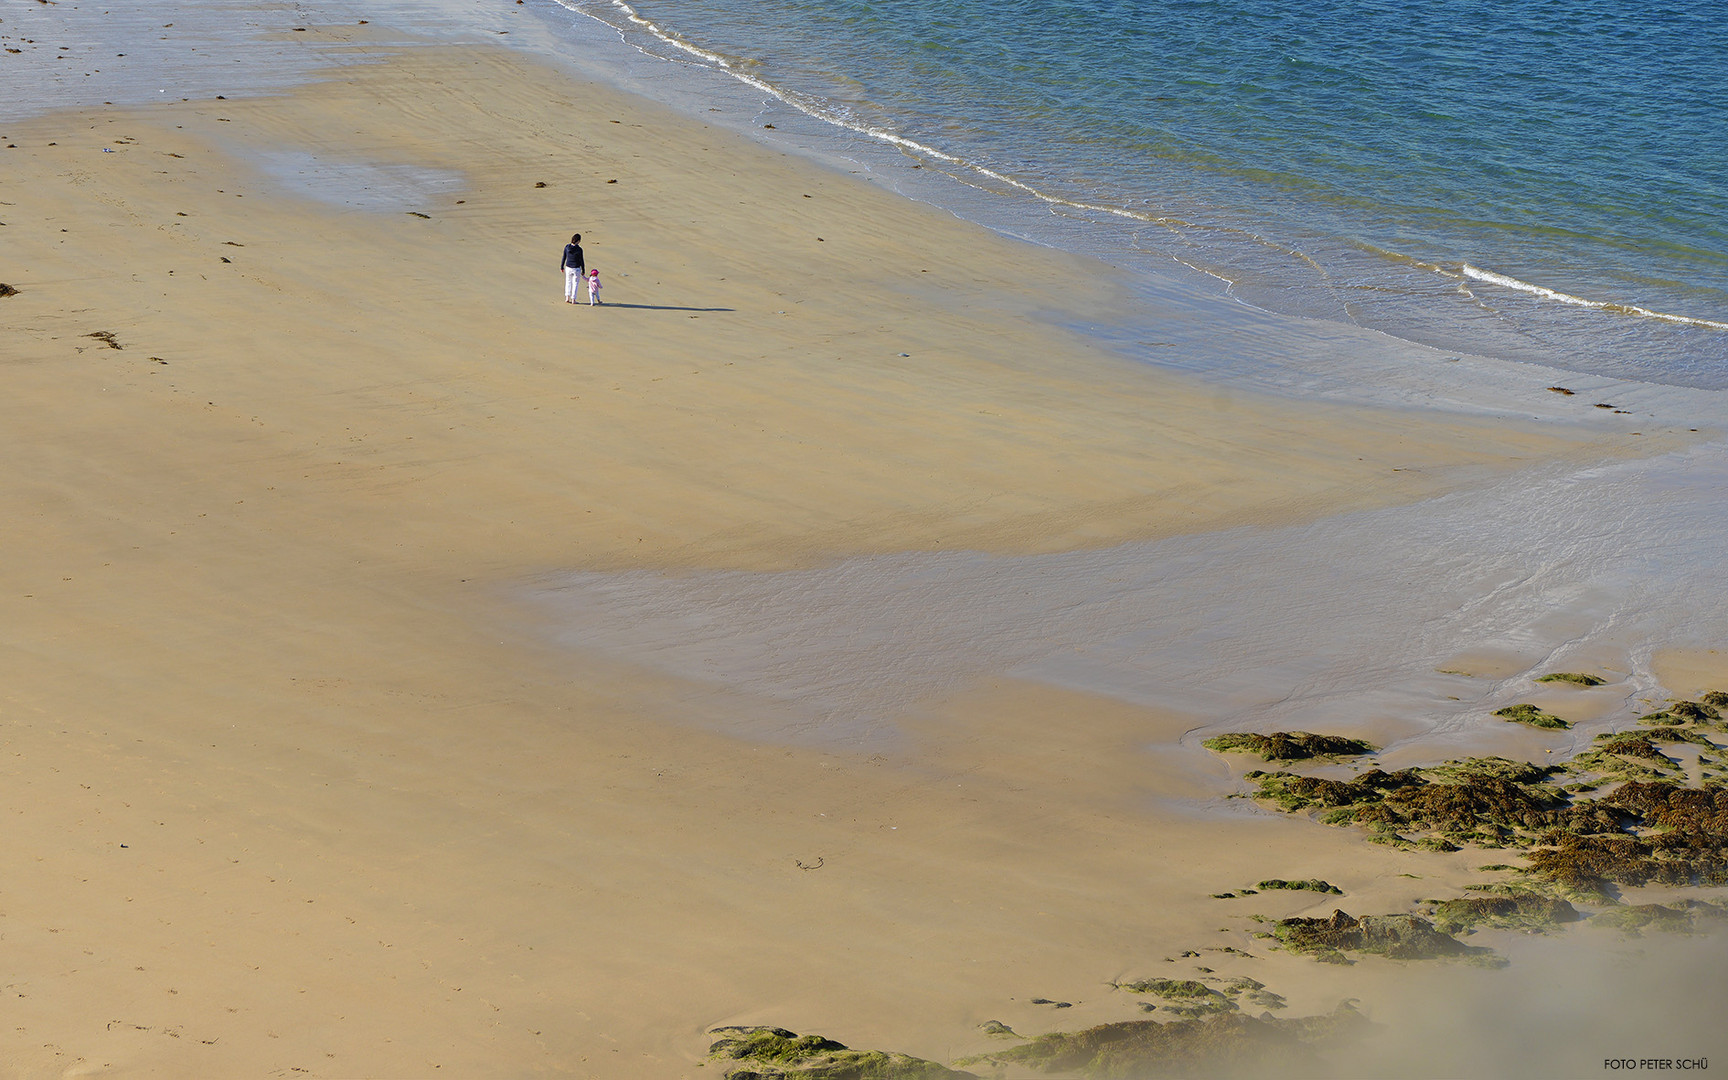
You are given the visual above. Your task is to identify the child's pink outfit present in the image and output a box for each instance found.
[586,270,602,306]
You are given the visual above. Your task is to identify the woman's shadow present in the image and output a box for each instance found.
[600,303,735,312]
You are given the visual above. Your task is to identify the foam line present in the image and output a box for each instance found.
[1461,264,1728,331]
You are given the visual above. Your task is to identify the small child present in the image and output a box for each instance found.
[586,269,602,306]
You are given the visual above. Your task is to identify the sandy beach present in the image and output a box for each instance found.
[4,8,1726,1078]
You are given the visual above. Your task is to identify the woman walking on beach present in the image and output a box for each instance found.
[561,233,585,304]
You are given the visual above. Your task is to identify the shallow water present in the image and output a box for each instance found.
[248,151,466,211]
[529,442,1728,751]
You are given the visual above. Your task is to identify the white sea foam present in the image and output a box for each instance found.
[1461,263,1728,331]
[560,0,1179,219]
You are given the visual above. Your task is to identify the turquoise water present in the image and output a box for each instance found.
[560,0,1728,386]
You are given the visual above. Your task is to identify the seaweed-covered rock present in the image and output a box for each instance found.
[961,1005,1366,1078]
[1238,724,1728,905]
[1246,758,1591,845]
[1389,777,1565,834]
[1518,784,1728,898]
[1118,978,1214,999]
[1201,732,1377,761]
[1273,910,1499,964]
[1702,691,1728,709]
[1429,894,1581,934]
[1523,833,1657,901]
[1568,744,1680,784]
[1595,735,1666,759]
[1256,878,1343,894]
[1590,899,1728,937]
[1669,700,1723,722]
[1116,979,1234,1018]
[1221,977,1287,1011]
[1494,703,1569,729]
[1536,672,1605,686]
[1422,758,1561,785]
[1244,767,1424,813]
[1647,728,1716,747]
[707,1027,975,1079]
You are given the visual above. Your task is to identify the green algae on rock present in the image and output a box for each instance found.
[1523,783,1728,896]
[1272,909,1503,965]
[1118,979,1218,999]
[960,1004,1366,1078]
[1494,703,1570,729]
[1536,672,1606,686]
[1589,899,1728,937]
[1116,978,1235,1018]
[1668,700,1723,723]
[1240,744,1728,901]
[1222,977,1288,1012]
[1428,893,1581,935]
[1243,757,1588,849]
[1200,732,1377,761]
[1255,878,1342,894]
[706,1027,976,1079]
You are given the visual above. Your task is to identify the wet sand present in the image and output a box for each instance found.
[0,21,1712,1078]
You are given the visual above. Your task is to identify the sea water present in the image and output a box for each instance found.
[553,0,1728,388]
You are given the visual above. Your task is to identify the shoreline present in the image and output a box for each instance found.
[2,14,1725,1079]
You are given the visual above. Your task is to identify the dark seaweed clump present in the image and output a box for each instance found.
[707,1027,975,1079]
[1494,703,1569,729]
[1272,909,1501,966]
[1201,732,1377,761]
[1238,718,1728,902]
[1522,784,1728,899]
[1244,756,1594,849]
[961,1005,1365,1079]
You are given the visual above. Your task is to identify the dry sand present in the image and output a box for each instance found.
[0,29,1704,1078]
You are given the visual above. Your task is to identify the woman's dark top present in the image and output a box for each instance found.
[562,242,585,271]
